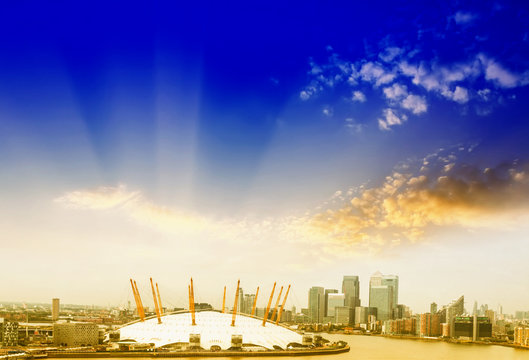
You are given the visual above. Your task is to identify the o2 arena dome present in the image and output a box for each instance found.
[117,310,303,350]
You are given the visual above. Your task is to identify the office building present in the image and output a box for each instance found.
[446,295,465,337]
[53,322,99,346]
[1,319,19,346]
[52,298,60,321]
[335,306,353,325]
[419,313,441,337]
[453,316,492,339]
[238,288,244,313]
[324,289,338,317]
[326,293,345,318]
[430,302,437,314]
[342,276,360,309]
[308,287,325,323]
[355,306,367,325]
[242,294,255,315]
[369,285,393,321]
[514,327,529,347]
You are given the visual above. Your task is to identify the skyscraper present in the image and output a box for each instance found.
[308,287,324,323]
[430,302,438,314]
[238,288,244,313]
[326,293,345,318]
[52,298,60,321]
[342,276,360,309]
[324,289,338,317]
[369,285,393,321]
[381,275,399,308]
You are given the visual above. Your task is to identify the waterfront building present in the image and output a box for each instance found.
[514,327,529,347]
[118,311,303,350]
[324,289,338,317]
[53,322,99,346]
[355,306,367,325]
[335,306,353,325]
[52,298,60,321]
[453,316,492,339]
[308,287,325,323]
[419,313,441,337]
[446,295,464,337]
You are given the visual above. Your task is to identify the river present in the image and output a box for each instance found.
[58,333,529,360]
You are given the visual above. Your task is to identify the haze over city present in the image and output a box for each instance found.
[1,0,529,316]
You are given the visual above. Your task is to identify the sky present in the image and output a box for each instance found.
[1,1,529,314]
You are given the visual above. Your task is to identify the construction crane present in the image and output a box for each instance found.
[276,284,291,325]
[156,282,163,315]
[231,280,240,326]
[270,286,284,322]
[251,287,259,316]
[129,279,144,322]
[222,286,226,313]
[133,280,146,321]
[262,282,276,327]
[150,278,162,324]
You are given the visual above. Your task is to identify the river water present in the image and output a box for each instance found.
[69,333,528,360]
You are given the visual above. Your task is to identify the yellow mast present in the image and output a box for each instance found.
[156,282,163,315]
[190,278,196,325]
[251,287,259,316]
[231,280,240,326]
[129,279,143,321]
[222,286,226,313]
[270,286,283,322]
[276,284,291,324]
[262,282,276,326]
[150,278,162,324]
[133,280,145,321]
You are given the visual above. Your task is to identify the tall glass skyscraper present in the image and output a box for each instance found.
[342,276,360,308]
[369,271,399,321]
[308,286,325,323]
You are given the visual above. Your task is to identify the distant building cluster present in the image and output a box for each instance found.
[302,272,528,346]
[1,280,529,350]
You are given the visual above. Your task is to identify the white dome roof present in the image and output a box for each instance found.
[118,310,302,350]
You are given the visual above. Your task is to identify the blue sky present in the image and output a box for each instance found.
[1,1,529,312]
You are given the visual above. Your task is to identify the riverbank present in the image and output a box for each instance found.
[44,346,349,358]
[329,332,529,351]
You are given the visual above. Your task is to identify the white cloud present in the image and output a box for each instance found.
[378,109,407,130]
[383,83,408,100]
[322,106,333,117]
[345,118,363,133]
[453,11,477,25]
[360,62,396,86]
[379,47,403,63]
[401,94,427,114]
[352,90,366,102]
[299,90,311,100]
[478,88,491,101]
[451,86,469,103]
[55,184,140,210]
[478,54,528,88]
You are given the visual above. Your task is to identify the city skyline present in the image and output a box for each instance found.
[1,1,529,313]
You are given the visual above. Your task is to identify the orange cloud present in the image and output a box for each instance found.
[309,159,529,247]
